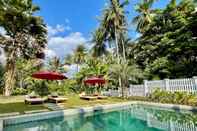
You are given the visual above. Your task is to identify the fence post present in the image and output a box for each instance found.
[164,79,170,91]
[144,80,148,96]
[193,76,197,90]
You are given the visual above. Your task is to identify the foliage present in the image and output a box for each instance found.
[15,59,40,89]
[129,0,197,79]
[74,57,109,92]
[149,89,197,106]
[0,0,47,96]
[47,80,77,95]
[47,57,66,73]
[31,81,49,96]
[12,88,27,95]
[109,62,144,97]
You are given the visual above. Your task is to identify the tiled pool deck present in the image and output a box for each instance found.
[1,101,197,130]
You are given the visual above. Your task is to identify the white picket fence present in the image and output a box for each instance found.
[104,77,197,97]
[127,77,197,97]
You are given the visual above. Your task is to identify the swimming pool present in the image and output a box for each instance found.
[4,104,197,131]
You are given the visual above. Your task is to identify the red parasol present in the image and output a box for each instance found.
[84,76,106,85]
[32,71,67,80]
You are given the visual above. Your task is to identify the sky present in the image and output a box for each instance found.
[0,0,171,64]
[33,0,170,60]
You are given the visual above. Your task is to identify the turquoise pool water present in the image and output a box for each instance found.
[4,105,197,131]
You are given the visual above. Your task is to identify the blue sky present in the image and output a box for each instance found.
[32,0,170,59]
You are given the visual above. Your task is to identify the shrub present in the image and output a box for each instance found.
[12,88,28,95]
[149,89,197,106]
[33,81,49,96]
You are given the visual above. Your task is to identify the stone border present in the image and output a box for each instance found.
[0,112,20,118]
[1,101,197,129]
[0,119,3,131]
[136,101,197,112]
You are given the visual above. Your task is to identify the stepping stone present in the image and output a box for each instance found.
[44,103,65,111]
[0,120,3,131]
[0,112,20,118]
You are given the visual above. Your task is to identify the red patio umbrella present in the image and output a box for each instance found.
[84,76,106,85]
[32,71,67,80]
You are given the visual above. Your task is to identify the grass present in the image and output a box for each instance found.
[0,102,47,114]
[62,95,128,108]
[0,95,48,114]
[0,95,129,114]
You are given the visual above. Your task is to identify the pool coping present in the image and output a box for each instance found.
[1,101,197,130]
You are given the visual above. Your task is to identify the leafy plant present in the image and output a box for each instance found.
[149,89,197,106]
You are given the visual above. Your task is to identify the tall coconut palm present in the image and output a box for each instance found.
[0,0,47,96]
[91,28,108,57]
[73,44,86,72]
[48,57,61,72]
[132,0,156,33]
[99,0,129,62]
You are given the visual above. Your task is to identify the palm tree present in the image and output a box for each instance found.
[48,57,61,72]
[64,54,73,65]
[73,44,86,72]
[99,0,129,62]
[91,28,108,57]
[132,0,156,33]
[0,0,47,96]
[109,63,144,98]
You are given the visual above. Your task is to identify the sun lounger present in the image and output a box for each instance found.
[48,95,68,103]
[97,95,108,99]
[93,94,108,99]
[80,95,97,100]
[25,95,45,104]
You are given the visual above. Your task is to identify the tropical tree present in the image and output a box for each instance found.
[0,0,47,96]
[64,54,73,65]
[109,62,144,97]
[132,0,156,33]
[98,0,129,62]
[73,44,86,72]
[130,0,197,79]
[48,57,61,71]
[91,28,108,57]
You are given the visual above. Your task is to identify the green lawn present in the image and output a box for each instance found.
[0,102,47,114]
[62,95,128,109]
[0,95,129,114]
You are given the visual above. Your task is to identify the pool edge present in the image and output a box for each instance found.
[1,101,197,128]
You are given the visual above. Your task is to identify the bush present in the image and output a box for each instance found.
[12,88,28,95]
[33,81,49,96]
[48,80,76,95]
[149,89,197,106]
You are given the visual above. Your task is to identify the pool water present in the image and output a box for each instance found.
[4,105,197,131]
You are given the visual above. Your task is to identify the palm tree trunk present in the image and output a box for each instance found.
[115,28,124,98]
[121,38,126,62]
[114,28,120,64]
[4,51,16,96]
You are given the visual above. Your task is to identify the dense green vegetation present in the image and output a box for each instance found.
[149,89,197,106]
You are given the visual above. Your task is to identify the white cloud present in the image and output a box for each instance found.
[47,24,65,37]
[0,27,6,36]
[0,48,6,65]
[65,26,71,31]
[47,32,87,58]
[44,48,57,59]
